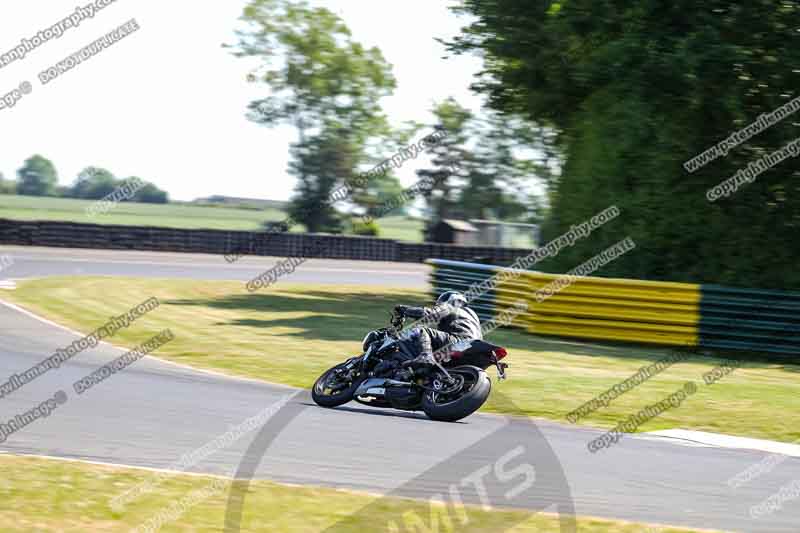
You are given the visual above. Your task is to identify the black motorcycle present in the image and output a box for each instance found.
[311,311,509,422]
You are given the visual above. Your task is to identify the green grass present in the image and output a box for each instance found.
[0,194,426,241]
[4,276,800,443]
[0,194,287,230]
[0,454,709,532]
[371,214,425,241]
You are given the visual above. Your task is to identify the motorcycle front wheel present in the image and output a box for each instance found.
[422,365,491,422]
[312,360,364,408]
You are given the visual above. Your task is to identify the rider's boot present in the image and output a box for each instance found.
[373,359,398,377]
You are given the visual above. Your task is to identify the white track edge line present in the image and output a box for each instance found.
[0,298,297,391]
[0,451,234,480]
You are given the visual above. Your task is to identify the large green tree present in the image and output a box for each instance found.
[416,99,472,222]
[68,168,168,203]
[352,171,404,219]
[287,121,358,233]
[70,167,117,199]
[231,0,398,232]
[461,109,547,221]
[416,99,544,227]
[448,0,800,289]
[17,155,58,197]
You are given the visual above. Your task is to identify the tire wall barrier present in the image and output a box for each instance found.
[429,259,800,356]
[0,218,531,265]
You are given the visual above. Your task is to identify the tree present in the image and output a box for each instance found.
[416,99,547,233]
[231,0,397,233]
[459,109,546,221]
[287,122,355,233]
[16,155,58,196]
[131,181,169,204]
[416,98,472,222]
[67,167,168,204]
[352,171,404,218]
[448,0,800,289]
[70,167,117,199]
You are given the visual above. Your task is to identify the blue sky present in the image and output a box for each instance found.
[0,0,485,201]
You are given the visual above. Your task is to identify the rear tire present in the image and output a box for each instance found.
[312,361,364,408]
[422,366,491,422]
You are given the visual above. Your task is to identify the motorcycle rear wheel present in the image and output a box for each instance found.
[422,365,491,422]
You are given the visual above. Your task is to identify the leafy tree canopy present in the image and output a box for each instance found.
[17,155,58,197]
[448,0,800,289]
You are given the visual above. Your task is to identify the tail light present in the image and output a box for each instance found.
[493,347,508,359]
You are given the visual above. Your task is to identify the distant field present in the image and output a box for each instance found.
[369,214,424,242]
[0,195,285,230]
[0,195,425,241]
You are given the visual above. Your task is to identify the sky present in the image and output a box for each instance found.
[0,0,486,202]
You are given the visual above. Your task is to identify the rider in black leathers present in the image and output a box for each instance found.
[392,290,482,368]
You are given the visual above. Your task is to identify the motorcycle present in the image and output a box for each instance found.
[311,311,509,422]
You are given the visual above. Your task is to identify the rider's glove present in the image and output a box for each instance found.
[393,305,409,316]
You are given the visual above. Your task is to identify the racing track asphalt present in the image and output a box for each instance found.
[0,246,429,288]
[0,246,798,532]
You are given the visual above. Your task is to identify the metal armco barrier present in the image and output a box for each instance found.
[429,259,800,355]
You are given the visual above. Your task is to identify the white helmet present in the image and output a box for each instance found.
[436,290,467,308]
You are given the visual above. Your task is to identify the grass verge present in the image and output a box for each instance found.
[0,454,708,532]
[3,276,800,443]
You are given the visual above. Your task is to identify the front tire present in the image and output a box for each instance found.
[312,361,364,408]
[422,366,491,422]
